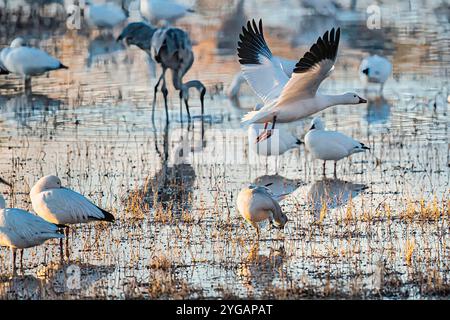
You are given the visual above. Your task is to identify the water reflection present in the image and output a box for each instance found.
[306,178,367,219]
[86,34,126,68]
[0,93,61,129]
[132,124,199,213]
[0,262,114,299]
[253,174,303,200]
[366,96,391,125]
[237,242,286,295]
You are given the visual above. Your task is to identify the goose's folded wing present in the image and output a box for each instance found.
[276,28,340,105]
[42,188,107,223]
[3,209,60,240]
[237,19,290,104]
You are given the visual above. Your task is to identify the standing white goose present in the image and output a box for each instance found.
[140,0,194,25]
[0,179,63,273]
[30,175,114,259]
[84,0,128,29]
[237,19,367,143]
[236,184,288,238]
[304,117,369,177]
[0,37,68,91]
[359,55,392,93]
[248,123,301,156]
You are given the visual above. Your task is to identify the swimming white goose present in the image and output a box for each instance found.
[236,184,288,238]
[237,19,367,143]
[359,55,392,92]
[0,37,68,91]
[30,175,115,259]
[305,117,369,177]
[139,0,194,25]
[0,179,63,273]
[84,1,127,29]
[248,123,301,156]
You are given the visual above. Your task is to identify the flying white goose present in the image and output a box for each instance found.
[139,0,194,24]
[30,175,115,259]
[248,123,301,156]
[304,117,369,177]
[227,56,296,99]
[0,37,68,91]
[236,184,288,238]
[84,1,127,29]
[237,19,367,143]
[359,55,392,92]
[0,179,63,273]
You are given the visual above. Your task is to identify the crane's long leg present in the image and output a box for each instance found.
[256,116,277,143]
[161,76,169,124]
[152,69,167,124]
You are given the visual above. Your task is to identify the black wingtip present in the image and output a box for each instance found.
[100,208,115,222]
[0,68,9,75]
[237,18,272,66]
[293,27,341,74]
[361,143,370,150]
[296,139,303,145]
[59,63,69,69]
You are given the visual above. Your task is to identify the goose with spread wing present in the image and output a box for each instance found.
[237,19,366,143]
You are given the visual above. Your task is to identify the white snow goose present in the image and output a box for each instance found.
[359,54,392,92]
[304,117,369,177]
[236,184,288,238]
[30,175,114,260]
[237,19,367,143]
[0,179,63,273]
[0,37,68,91]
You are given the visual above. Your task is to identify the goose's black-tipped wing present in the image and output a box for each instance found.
[276,28,341,104]
[237,19,273,64]
[236,19,290,104]
[293,27,340,73]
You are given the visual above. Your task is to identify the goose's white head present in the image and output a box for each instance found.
[342,92,367,105]
[309,117,325,131]
[10,37,26,48]
[31,175,62,194]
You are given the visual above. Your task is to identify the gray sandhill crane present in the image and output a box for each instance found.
[117,22,206,123]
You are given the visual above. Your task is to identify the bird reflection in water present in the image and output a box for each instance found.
[307,178,367,219]
[128,123,205,214]
[0,262,114,299]
[237,242,287,296]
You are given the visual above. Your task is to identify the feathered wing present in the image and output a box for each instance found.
[276,28,341,106]
[2,209,62,243]
[237,19,290,104]
[39,188,114,224]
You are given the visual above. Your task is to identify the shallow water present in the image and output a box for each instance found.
[0,0,449,299]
